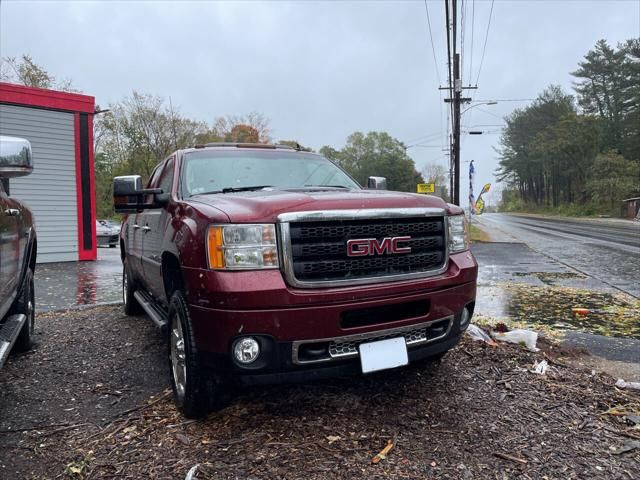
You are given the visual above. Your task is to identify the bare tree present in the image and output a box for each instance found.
[212,112,271,143]
[0,54,77,92]
[421,162,449,199]
[96,91,208,178]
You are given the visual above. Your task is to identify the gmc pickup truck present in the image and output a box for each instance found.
[0,136,37,369]
[114,143,477,417]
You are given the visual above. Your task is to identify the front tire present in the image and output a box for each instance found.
[168,290,218,418]
[122,258,142,316]
[12,268,35,353]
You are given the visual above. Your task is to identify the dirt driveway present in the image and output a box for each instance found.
[1,306,639,479]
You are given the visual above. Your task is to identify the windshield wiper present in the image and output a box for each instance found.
[303,185,351,189]
[193,185,273,196]
[222,185,272,193]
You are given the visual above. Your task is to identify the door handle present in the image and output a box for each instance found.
[132,224,140,230]
[141,226,151,232]
[4,208,19,217]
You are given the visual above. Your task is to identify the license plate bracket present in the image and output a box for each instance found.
[359,337,409,374]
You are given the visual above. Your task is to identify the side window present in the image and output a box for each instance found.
[158,157,175,194]
[147,164,164,189]
[144,161,167,204]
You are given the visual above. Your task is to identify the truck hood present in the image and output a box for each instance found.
[189,188,460,223]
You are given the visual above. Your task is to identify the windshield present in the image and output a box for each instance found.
[181,150,360,196]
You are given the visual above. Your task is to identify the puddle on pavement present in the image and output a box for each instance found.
[35,249,122,311]
[476,283,640,339]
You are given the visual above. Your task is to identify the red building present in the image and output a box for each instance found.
[0,82,97,262]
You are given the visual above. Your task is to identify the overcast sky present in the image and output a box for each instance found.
[1,0,639,206]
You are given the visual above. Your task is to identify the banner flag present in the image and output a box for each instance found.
[476,183,491,214]
[469,160,476,215]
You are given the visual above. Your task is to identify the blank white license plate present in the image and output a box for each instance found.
[359,337,409,374]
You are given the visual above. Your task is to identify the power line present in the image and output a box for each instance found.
[405,128,444,143]
[473,106,504,119]
[423,0,442,84]
[406,136,443,146]
[474,0,495,86]
[464,0,496,129]
[473,98,535,102]
[462,124,506,128]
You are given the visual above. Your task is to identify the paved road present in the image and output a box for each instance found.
[475,213,640,298]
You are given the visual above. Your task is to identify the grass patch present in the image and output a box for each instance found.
[500,198,617,217]
[469,223,491,243]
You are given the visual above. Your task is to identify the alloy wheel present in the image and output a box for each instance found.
[170,316,187,402]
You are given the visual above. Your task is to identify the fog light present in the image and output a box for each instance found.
[460,307,471,330]
[233,337,260,364]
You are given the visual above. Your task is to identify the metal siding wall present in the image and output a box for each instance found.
[0,104,78,263]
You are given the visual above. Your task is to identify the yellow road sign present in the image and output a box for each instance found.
[417,183,435,194]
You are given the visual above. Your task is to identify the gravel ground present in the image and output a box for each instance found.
[1,306,639,479]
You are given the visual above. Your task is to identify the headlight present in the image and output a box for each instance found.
[447,215,469,253]
[207,224,279,269]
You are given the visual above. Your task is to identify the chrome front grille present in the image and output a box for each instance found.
[278,208,449,288]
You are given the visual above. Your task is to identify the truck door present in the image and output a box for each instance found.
[126,212,144,278]
[0,183,20,319]
[141,157,174,301]
[128,164,164,288]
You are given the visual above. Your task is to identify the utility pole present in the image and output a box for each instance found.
[453,52,461,205]
[452,0,458,205]
[449,134,454,202]
[440,0,477,205]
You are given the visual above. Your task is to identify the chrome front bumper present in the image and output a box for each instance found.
[291,315,454,365]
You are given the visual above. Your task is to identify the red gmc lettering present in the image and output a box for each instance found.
[391,236,412,253]
[370,237,393,255]
[346,236,412,257]
[346,239,371,256]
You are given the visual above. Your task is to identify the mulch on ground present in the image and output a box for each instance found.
[1,305,638,479]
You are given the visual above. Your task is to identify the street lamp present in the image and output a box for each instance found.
[461,101,498,115]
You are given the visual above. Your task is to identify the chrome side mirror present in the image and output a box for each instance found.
[367,176,387,190]
[0,136,33,178]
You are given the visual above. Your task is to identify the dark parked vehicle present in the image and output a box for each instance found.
[114,143,477,417]
[0,136,37,368]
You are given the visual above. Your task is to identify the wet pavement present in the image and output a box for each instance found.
[474,213,640,297]
[473,242,639,337]
[35,247,122,312]
[472,242,640,364]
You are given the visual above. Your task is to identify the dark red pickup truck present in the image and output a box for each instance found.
[114,143,477,417]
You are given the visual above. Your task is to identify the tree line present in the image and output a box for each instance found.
[497,39,639,215]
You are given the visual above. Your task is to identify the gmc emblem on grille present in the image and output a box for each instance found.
[346,236,412,257]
